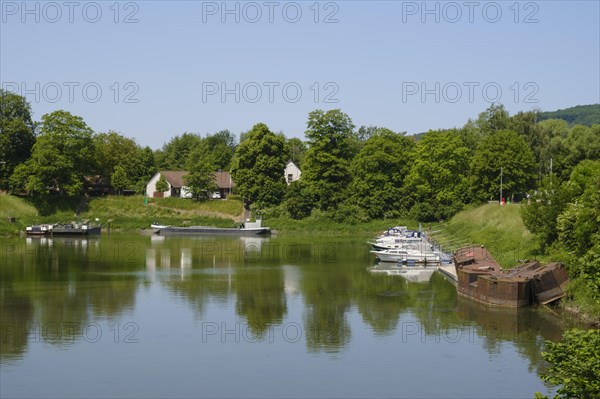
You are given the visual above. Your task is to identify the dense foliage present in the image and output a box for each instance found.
[536,329,600,399]
[0,89,36,190]
[10,110,94,195]
[538,104,600,127]
[521,160,600,315]
[301,109,357,212]
[230,123,287,209]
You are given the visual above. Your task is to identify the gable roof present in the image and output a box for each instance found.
[159,171,235,189]
[160,171,187,188]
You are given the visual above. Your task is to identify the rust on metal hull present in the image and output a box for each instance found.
[453,246,569,308]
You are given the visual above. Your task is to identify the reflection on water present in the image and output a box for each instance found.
[0,234,582,397]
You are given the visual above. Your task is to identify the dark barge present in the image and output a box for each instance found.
[453,246,569,307]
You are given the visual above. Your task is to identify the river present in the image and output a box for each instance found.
[0,233,580,398]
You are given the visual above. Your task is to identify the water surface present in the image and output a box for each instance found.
[0,234,577,398]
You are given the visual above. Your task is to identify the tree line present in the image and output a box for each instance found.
[2,89,599,222]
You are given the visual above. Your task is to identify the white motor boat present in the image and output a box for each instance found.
[370,248,440,263]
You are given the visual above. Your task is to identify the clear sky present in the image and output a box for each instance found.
[1,0,599,149]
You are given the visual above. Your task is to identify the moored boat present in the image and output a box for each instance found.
[153,219,271,236]
[370,248,440,263]
[25,222,101,236]
[453,246,569,307]
[25,224,53,235]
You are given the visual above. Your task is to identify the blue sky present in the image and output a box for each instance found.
[2,1,599,149]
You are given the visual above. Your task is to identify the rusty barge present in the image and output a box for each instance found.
[453,246,569,308]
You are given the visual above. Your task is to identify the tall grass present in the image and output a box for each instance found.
[430,203,540,268]
[0,194,39,235]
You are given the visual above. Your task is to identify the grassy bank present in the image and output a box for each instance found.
[430,203,539,268]
[0,194,244,233]
[433,202,598,324]
[0,194,39,235]
[267,213,419,236]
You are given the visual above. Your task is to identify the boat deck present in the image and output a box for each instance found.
[453,246,569,307]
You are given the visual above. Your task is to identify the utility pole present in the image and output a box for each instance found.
[500,167,503,205]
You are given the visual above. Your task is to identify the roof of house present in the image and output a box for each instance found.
[214,171,235,189]
[286,160,300,169]
[158,171,235,189]
[160,171,187,188]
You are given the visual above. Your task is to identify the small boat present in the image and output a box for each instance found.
[151,224,169,229]
[371,248,440,263]
[25,224,53,235]
[368,228,426,250]
[153,219,271,236]
[25,222,101,236]
[150,224,171,234]
[52,223,101,236]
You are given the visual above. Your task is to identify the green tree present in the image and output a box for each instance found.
[155,174,169,193]
[528,119,570,180]
[0,90,36,190]
[111,165,129,195]
[231,123,286,208]
[469,129,536,202]
[475,103,511,136]
[404,129,470,221]
[347,128,415,219]
[562,124,600,178]
[284,180,314,220]
[285,137,307,168]
[556,160,600,257]
[536,329,600,399]
[135,146,157,193]
[302,109,356,211]
[538,104,600,127]
[9,110,94,195]
[92,131,157,193]
[184,148,218,200]
[195,130,237,171]
[520,174,570,250]
[155,133,202,170]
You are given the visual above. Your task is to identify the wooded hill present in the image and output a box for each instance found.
[538,104,600,127]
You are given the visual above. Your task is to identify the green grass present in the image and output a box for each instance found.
[429,203,540,268]
[155,197,243,217]
[267,213,420,237]
[0,194,39,235]
[0,194,245,234]
[83,195,243,229]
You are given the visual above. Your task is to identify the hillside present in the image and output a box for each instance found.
[430,203,539,268]
[538,104,600,127]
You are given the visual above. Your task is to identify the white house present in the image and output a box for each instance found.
[146,171,235,198]
[146,171,191,198]
[285,161,301,185]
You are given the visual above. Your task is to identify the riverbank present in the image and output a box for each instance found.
[1,193,597,325]
[0,194,245,235]
[430,203,598,326]
[0,193,421,237]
